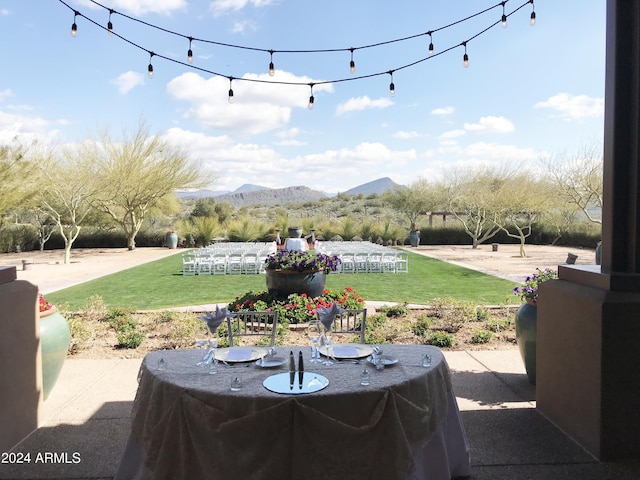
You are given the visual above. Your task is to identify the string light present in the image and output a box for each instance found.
[71,10,79,37]
[462,42,469,67]
[107,8,114,34]
[501,2,508,28]
[147,52,154,77]
[530,1,536,26]
[228,77,234,103]
[56,0,535,95]
[268,50,275,76]
[308,83,315,110]
[388,71,395,96]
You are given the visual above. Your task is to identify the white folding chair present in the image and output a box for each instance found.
[182,253,197,276]
[339,252,355,273]
[381,252,397,273]
[395,252,409,273]
[242,252,260,274]
[197,254,213,275]
[354,252,369,273]
[367,252,383,273]
[226,253,243,274]
[211,253,228,275]
[227,311,279,347]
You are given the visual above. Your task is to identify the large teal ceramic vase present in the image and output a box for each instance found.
[40,308,71,400]
[515,300,537,385]
[265,269,326,299]
[287,227,303,238]
[165,232,179,249]
[409,230,420,247]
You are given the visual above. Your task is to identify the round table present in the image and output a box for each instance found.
[115,345,470,480]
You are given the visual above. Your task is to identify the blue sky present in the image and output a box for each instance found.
[1,0,605,194]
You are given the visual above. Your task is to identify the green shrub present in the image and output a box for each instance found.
[116,329,145,349]
[83,295,108,322]
[471,330,494,344]
[486,317,513,333]
[66,313,94,354]
[378,302,410,317]
[426,331,455,348]
[430,297,477,332]
[411,314,433,337]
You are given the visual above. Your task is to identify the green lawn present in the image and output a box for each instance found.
[46,250,519,310]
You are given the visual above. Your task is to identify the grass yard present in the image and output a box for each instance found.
[47,250,519,311]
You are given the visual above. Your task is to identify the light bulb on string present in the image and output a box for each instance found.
[428,32,434,56]
[388,71,395,97]
[147,52,154,78]
[268,50,275,76]
[228,77,235,103]
[349,48,356,74]
[462,42,469,68]
[501,2,507,28]
[71,10,79,37]
[308,84,315,110]
[530,1,536,26]
[187,37,193,63]
[107,9,114,34]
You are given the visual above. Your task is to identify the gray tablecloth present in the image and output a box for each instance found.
[115,345,470,480]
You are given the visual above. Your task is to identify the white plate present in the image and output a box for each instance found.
[255,356,287,368]
[263,372,329,395]
[214,347,268,363]
[318,344,373,359]
[366,354,399,366]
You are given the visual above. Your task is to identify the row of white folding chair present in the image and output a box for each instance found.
[196,251,267,275]
[334,251,408,273]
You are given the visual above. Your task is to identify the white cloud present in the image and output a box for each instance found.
[393,131,420,139]
[209,0,276,15]
[464,116,515,134]
[166,71,332,136]
[534,93,604,120]
[335,96,393,116]
[0,9,9,16]
[462,142,538,162]
[0,89,13,102]
[232,20,257,33]
[112,71,145,94]
[439,129,466,140]
[431,106,454,115]
[79,0,187,15]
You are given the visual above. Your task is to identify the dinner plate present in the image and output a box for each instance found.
[263,372,329,395]
[255,356,287,368]
[366,354,399,366]
[214,347,269,363]
[318,344,373,359]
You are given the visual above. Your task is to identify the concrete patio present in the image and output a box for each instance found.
[2,349,639,480]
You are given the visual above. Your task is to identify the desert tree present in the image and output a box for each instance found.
[541,144,603,225]
[441,166,512,248]
[383,179,442,232]
[81,123,217,250]
[35,148,99,264]
[0,138,39,224]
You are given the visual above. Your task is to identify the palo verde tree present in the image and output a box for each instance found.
[441,166,511,249]
[82,123,217,250]
[541,143,603,225]
[0,139,39,224]
[383,178,442,232]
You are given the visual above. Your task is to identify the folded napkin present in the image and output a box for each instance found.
[316,302,345,333]
[226,348,253,361]
[198,305,235,334]
[333,345,359,357]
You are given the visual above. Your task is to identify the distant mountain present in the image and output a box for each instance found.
[233,184,270,194]
[344,177,405,196]
[175,189,229,199]
[214,186,326,206]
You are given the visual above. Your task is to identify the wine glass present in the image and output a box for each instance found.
[321,330,334,366]
[306,320,323,363]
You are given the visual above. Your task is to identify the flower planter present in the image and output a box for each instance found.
[515,300,537,385]
[265,269,326,299]
[39,307,71,400]
[288,227,303,238]
[165,232,178,249]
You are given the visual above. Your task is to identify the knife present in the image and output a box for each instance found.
[289,350,295,390]
[298,350,304,389]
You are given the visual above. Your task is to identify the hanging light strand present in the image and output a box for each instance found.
[388,71,395,96]
[530,0,536,26]
[187,37,193,63]
[70,10,79,36]
[56,0,534,89]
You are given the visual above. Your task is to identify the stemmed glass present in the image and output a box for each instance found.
[321,330,334,366]
[196,328,219,367]
[306,320,323,363]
